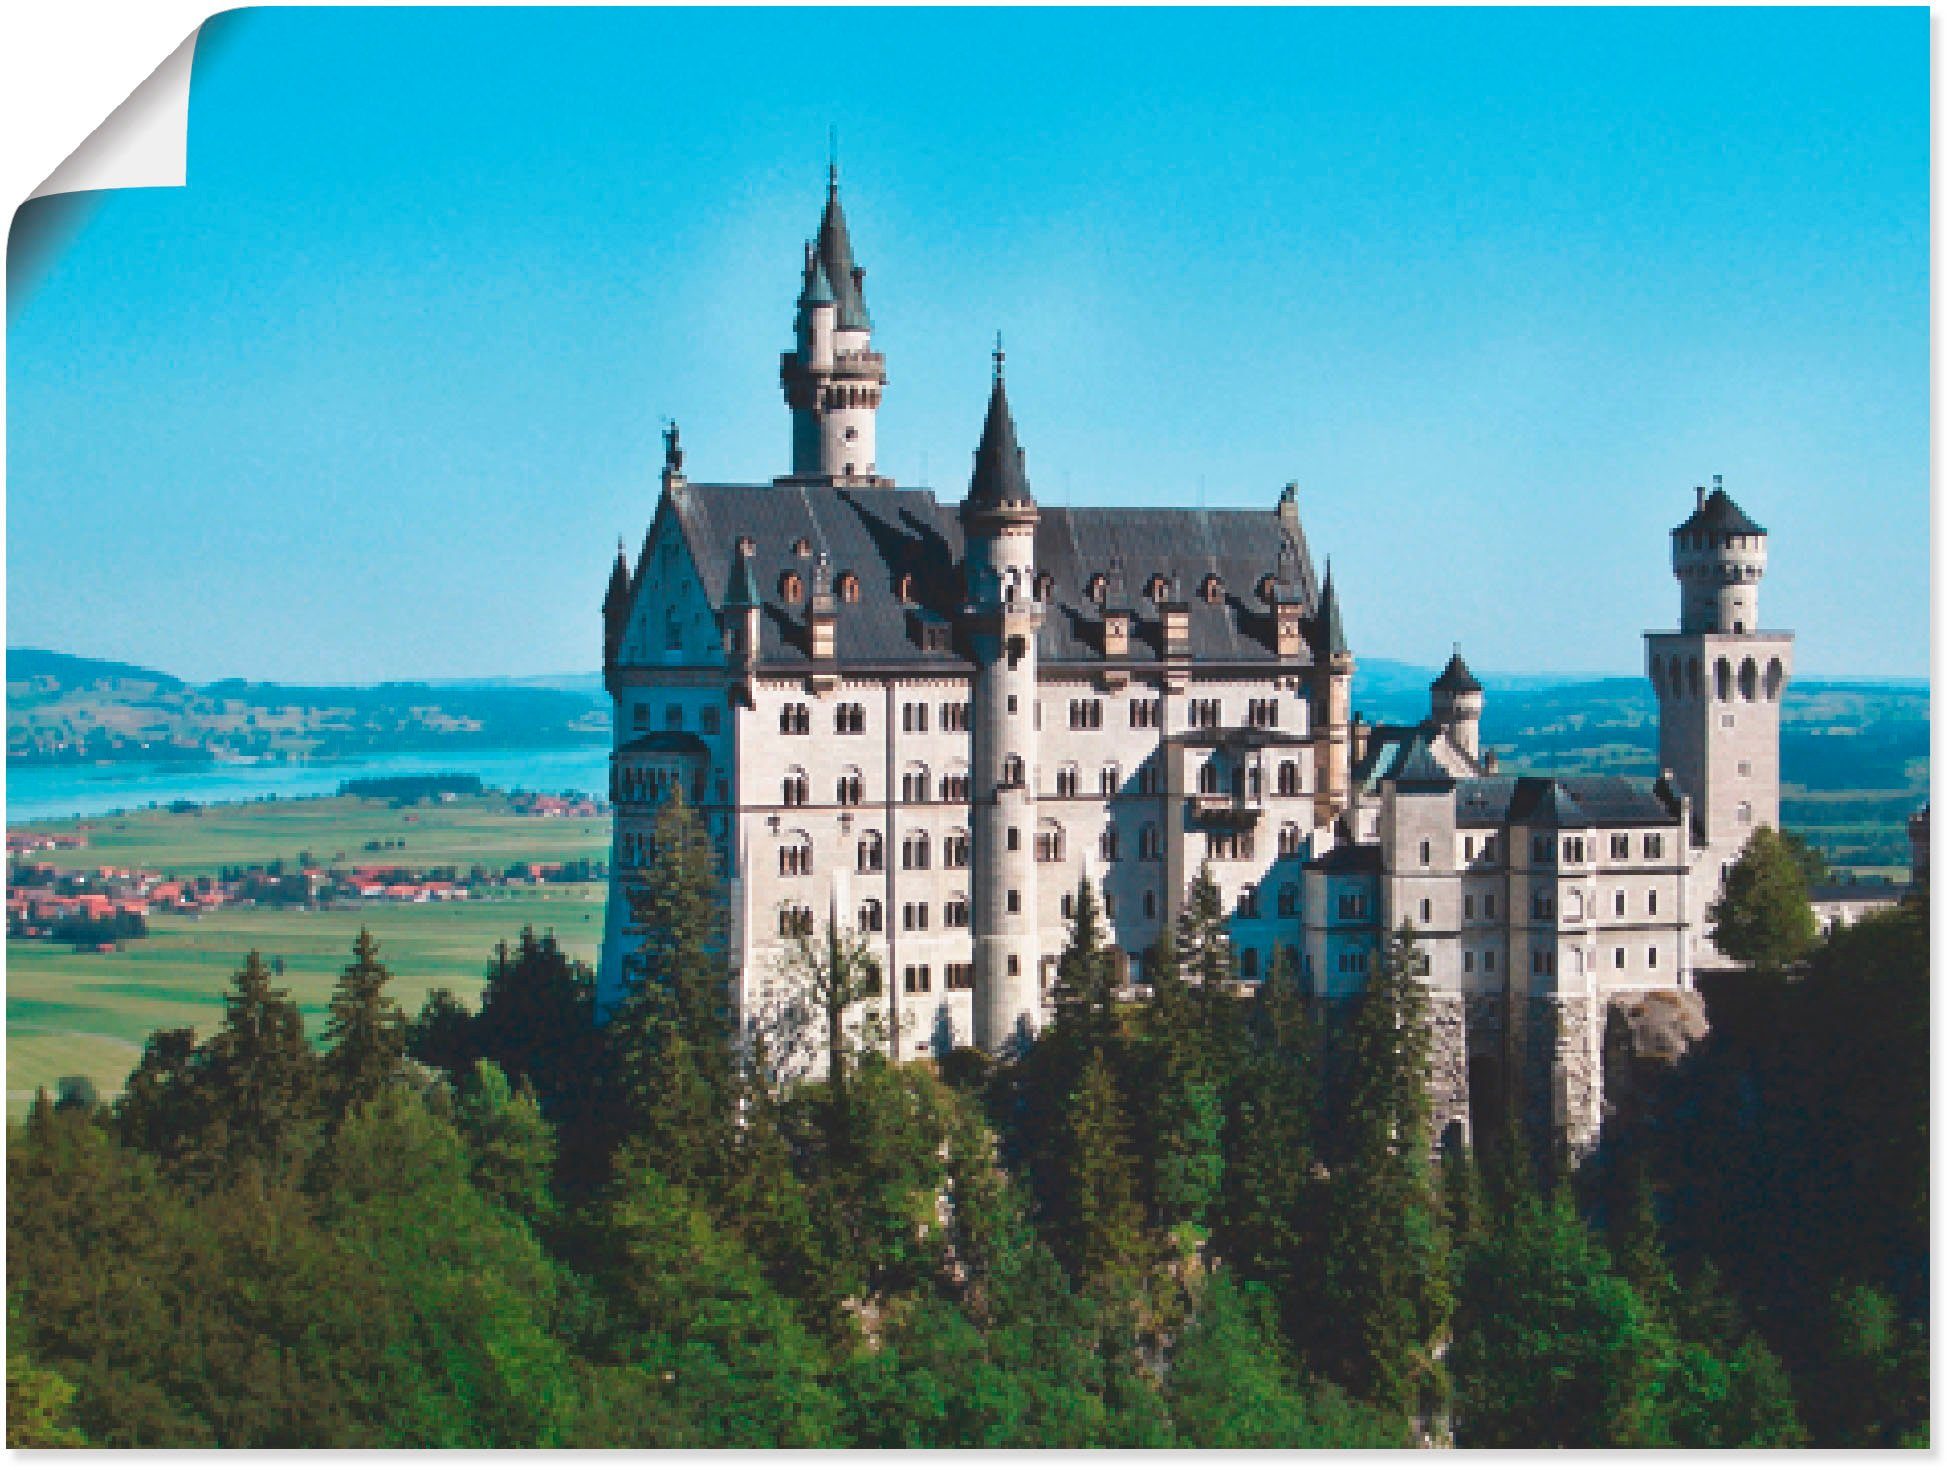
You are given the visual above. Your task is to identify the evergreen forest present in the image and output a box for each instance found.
[8,794,1928,1447]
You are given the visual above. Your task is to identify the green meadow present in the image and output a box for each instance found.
[7,796,608,1116]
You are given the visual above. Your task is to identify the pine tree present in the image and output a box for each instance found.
[1132,923,1224,1237]
[322,929,408,1113]
[1062,1050,1145,1288]
[1708,825,1818,971]
[1177,861,1234,1012]
[472,926,598,1108]
[1321,923,1451,1419]
[1052,875,1117,1053]
[200,950,323,1179]
[1218,944,1326,1336]
[607,789,737,1195]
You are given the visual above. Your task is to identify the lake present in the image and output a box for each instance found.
[7,745,613,824]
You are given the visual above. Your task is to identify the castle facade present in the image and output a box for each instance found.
[598,172,1792,1155]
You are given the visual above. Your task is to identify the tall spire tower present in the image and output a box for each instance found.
[961,340,1044,1052]
[779,165,890,485]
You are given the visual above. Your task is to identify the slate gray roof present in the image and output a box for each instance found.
[1452,775,1680,829]
[815,173,870,331]
[661,481,1323,671]
[1431,649,1483,696]
[1675,488,1765,538]
[963,373,1033,513]
[616,732,709,757]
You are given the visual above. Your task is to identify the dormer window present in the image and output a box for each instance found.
[793,538,812,557]
[736,535,756,557]
[779,571,804,602]
[1086,573,1108,605]
[836,572,860,604]
[1146,574,1170,602]
[1256,573,1279,602]
[1035,572,1054,602]
[1201,575,1224,604]
[896,573,915,605]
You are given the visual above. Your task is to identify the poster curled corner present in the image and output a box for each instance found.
[29,25,203,201]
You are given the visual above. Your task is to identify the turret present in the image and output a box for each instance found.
[721,538,761,673]
[1430,645,1485,761]
[1673,473,1767,635]
[1308,560,1354,826]
[779,166,889,485]
[960,341,1043,1054]
[602,539,631,670]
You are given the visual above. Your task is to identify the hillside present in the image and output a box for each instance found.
[7,649,610,765]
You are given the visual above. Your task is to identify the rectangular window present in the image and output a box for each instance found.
[1418,897,1432,924]
[946,963,975,990]
[1614,890,1626,918]
[1007,954,1021,976]
[1464,835,1476,861]
[1484,950,1496,973]
[1532,835,1551,863]
[1647,888,1658,916]
[1463,950,1475,974]
[1464,894,1475,920]
[1611,832,1629,860]
[1645,833,1664,861]
[1647,946,1659,970]
[1485,893,1497,920]
[632,703,650,732]
[1006,890,1021,914]
[701,706,720,735]
[1614,946,1626,970]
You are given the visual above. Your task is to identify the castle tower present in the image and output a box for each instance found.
[1308,562,1354,827]
[778,166,889,486]
[1430,645,1485,761]
[1644,476,1793,894]
[960,344,1043,1053]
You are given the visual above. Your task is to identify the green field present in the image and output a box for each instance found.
[7,796,607,1116]
[15,792,609,877]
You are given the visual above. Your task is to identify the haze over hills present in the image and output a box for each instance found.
[7,648,1926,877]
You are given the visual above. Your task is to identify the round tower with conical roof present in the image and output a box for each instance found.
[960,343,1043,1052]
[1644,475,1794,968]
[1430,645,1485,761]
[779,166,889,485]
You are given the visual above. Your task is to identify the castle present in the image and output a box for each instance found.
[598,170,1792,1154]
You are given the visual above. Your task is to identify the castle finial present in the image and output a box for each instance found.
[663,420,684,476]
[828,125,839,191]
[993,331,1005,382]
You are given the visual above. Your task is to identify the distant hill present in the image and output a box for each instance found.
[7,650,609,766]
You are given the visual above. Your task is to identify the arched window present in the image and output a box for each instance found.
[778,832,813,877]
[1686,657,1701,700]
[1238,884,1260,918]
[1002,754,1026,787]
[1278,883,1299,917]
[1198,758,1223,796]
[856,830,884,873]
[1035,572,1054,602]
[1256,573,1279,602]
[779,571,804,603]
[858,898,883,933]
[1200,574,1224,604]
[1738,657,1759,702]
[1279,823,1303,859]
[836,768,863,806]
[1035,821,1066,864]
[945,893,970,928]
[1715,658,1733,702]
[792,537,812,557]
[1764,657,1785,701]
[901,764,931,804]
[944,829,971,868]
[941,767,970,803]
[896,573,915,605]
[1146,573,1170,602]
[782,768,810,806]
[1086,573,1108,604]
[1277,760,1299,796]
[835,702,866,734]
[1055,764,1080,798]
[902,832,931,870]
[836,572,860,603]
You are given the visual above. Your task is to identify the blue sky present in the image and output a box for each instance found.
[7,6,1928,683]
